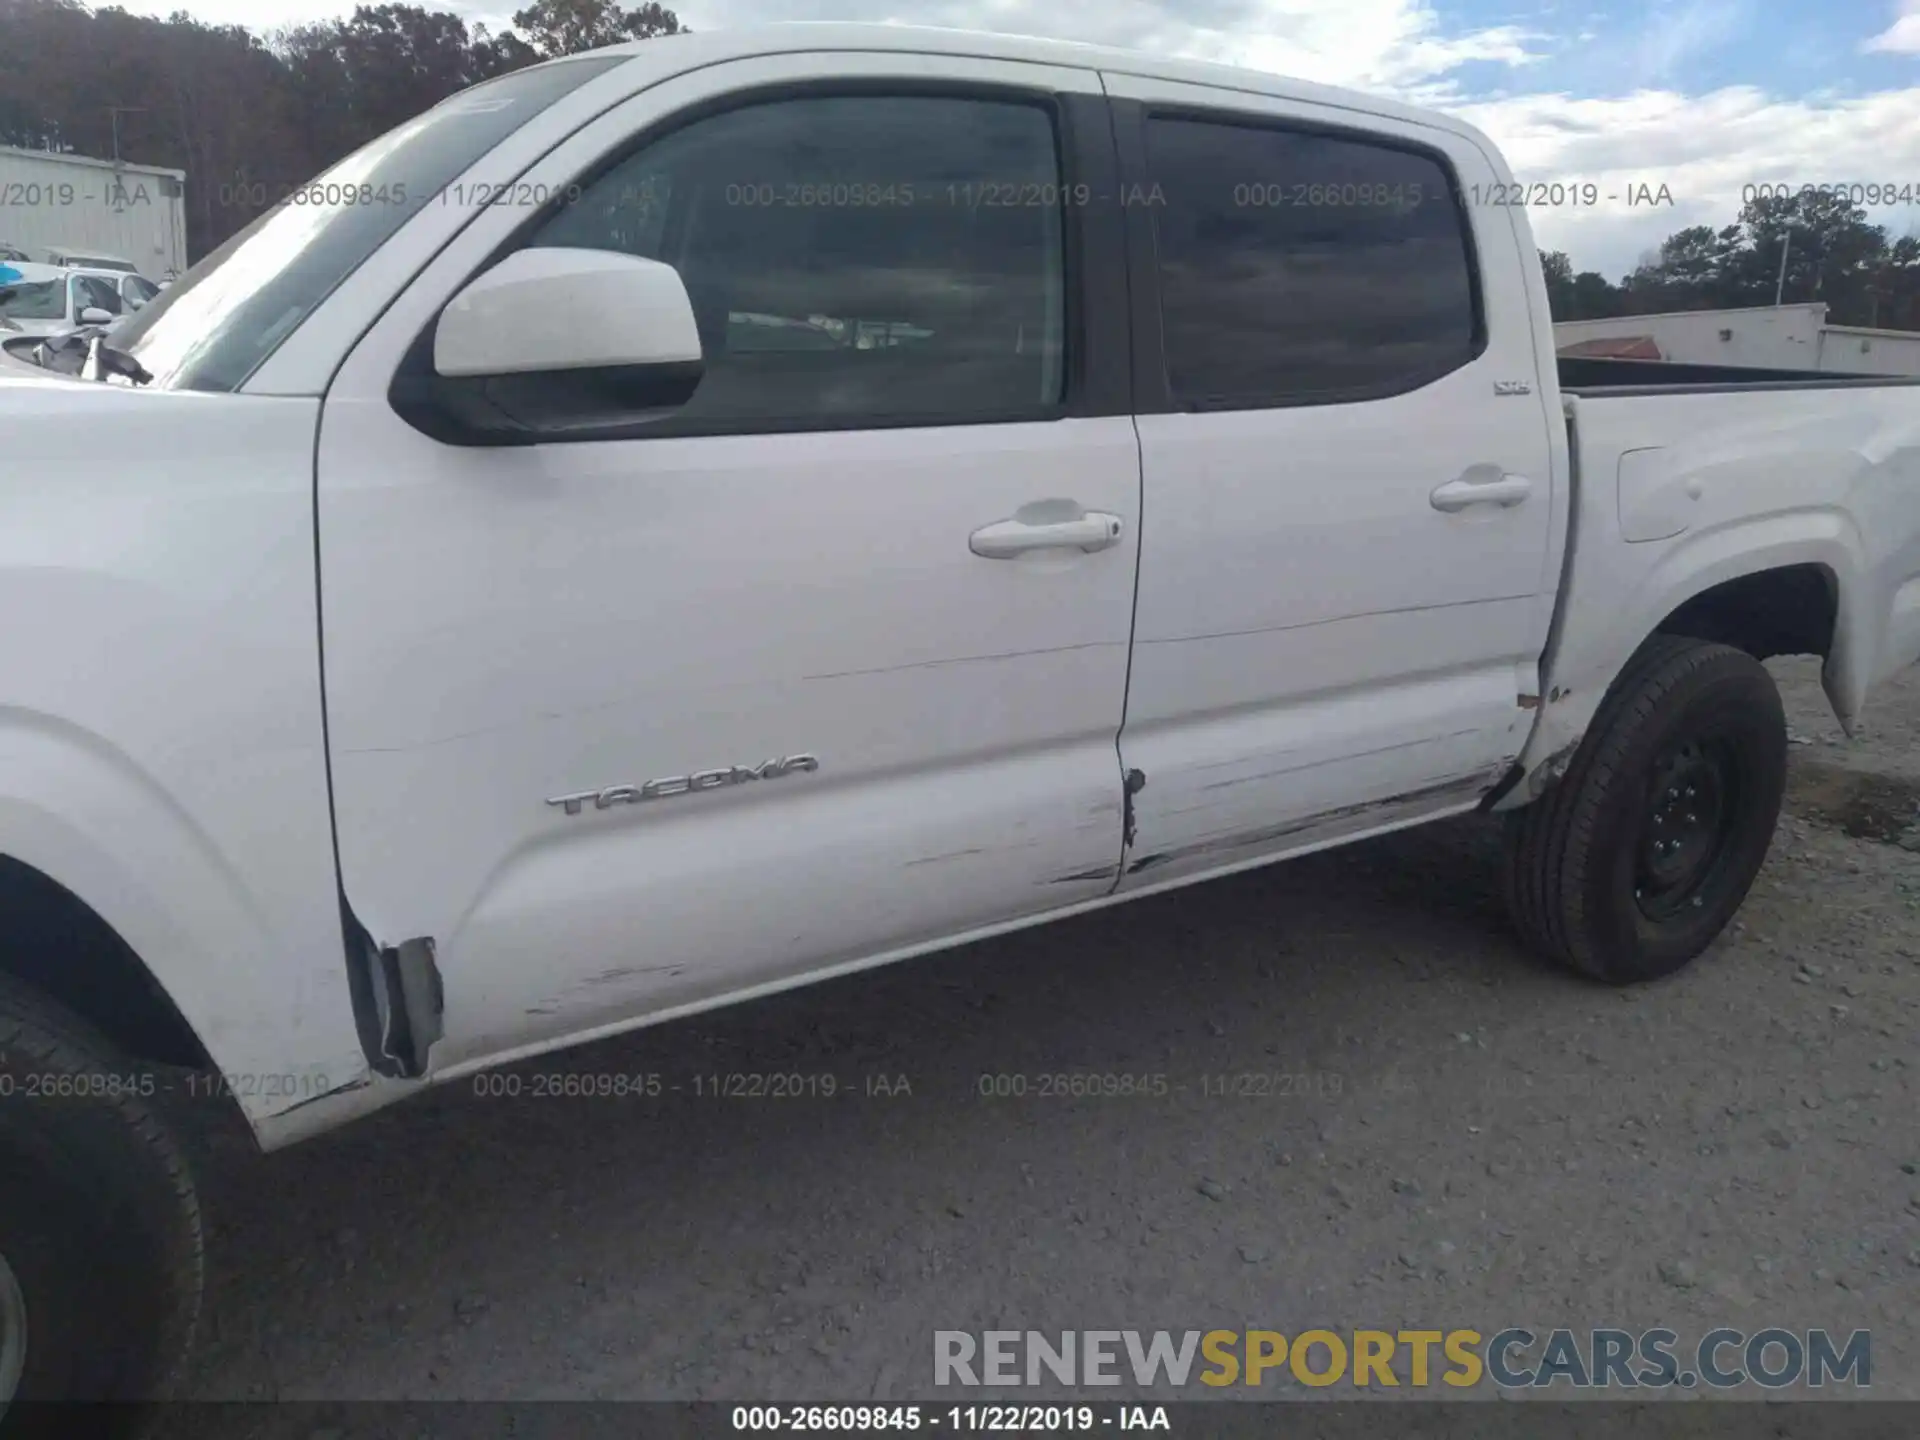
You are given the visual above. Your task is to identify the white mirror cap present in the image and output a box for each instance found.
[79,307,115,325]
[434,247,702,379]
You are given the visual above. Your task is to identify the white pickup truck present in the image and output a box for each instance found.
[2,21,1918,1425]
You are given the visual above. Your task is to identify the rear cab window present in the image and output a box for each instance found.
[1141,112,1484,409]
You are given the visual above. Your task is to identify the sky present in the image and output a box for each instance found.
[107,0,1920,277]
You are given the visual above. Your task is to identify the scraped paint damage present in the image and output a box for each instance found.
[1124,772,1496,875]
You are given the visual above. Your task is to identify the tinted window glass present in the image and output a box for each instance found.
[72,275,123,316]
[0,278,64,320]
[528,94,1066,426]
[112,54,627,392]
[1145,117,1479,407]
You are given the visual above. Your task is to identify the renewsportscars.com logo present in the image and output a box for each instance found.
[933,1328,1871,1391]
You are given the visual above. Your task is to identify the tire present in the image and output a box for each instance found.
[0,973,203,1439]
[1503,634,1788,984]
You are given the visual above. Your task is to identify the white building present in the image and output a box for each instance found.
[1554,302,1920,377]
[0,145,188,280]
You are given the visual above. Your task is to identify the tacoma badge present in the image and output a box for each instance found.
[546,755,820,816]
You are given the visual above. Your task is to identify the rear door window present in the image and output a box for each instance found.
[1144,115,1482,408]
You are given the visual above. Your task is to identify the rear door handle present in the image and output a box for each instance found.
[1430,472,1533,512]
[970,510,1125,559]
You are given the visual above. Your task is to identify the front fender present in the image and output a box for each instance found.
[0,379,368,1132]
[0,714,364,1120]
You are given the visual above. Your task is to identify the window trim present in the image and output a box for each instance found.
[391,80,1129,447]
[1111,98,1490,415]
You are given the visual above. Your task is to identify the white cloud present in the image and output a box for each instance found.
[1865,0,1920,53]
[1631,0,1746,82]
[111,0,1547,82]
[662,0,1551,101]
[94,0,1920,276]
[1457,85,1920,275]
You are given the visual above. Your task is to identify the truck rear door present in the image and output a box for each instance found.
[1102,76,1562,884]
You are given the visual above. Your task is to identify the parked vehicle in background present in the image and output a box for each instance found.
[1,23,1919,1432]
[0,265,75,336]
[0,255,25,324]
[114,271,161,311]
[41,248,138,274]
[0,264,153,338]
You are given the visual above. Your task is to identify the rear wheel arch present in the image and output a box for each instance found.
[1500,554,1851,811]
[1653,561,1838,664]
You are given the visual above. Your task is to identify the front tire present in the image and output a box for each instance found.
[0,975,203,1438]
[1503,635,1788,983]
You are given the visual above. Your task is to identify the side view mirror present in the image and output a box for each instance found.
[406,248,706,445]
[79,306,114,325]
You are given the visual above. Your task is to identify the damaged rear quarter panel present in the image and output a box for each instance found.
[1503,387,1920,808]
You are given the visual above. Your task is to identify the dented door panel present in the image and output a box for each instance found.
[1102,75,1558,887]
[314,54,1140,1075]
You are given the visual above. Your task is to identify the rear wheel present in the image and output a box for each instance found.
[0,974,203,1438]
[1503,635,1787,983]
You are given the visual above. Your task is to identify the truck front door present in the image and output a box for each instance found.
[315,55,1140,1074]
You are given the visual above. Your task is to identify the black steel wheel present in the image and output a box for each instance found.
[1504,635,1788,983]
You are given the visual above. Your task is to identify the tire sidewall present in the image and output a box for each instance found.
[0,1131,92,1412]
[1580,654,1787,980]
[0,993,202,1433]
[0,1105,178,1414]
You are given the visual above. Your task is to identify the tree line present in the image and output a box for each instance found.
[0,0,682,261]
[5,0,1919,334]
[1544,189,1920,330]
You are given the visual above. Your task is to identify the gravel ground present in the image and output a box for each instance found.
[166,656,1920,1416]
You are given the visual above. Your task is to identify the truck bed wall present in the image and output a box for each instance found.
[1558,356,1920,390]
[1501,382,1920,810]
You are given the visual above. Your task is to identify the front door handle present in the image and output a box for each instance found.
[1430,472,1533,512]
[970,509,1125,559]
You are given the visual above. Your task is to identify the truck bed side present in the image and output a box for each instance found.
[1503,381,1920,804]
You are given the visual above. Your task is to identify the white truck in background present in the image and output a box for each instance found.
[1,25,1918,1430]
[0,263,161,340]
